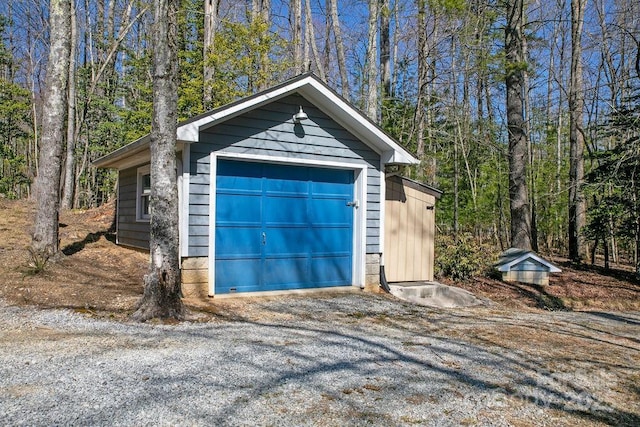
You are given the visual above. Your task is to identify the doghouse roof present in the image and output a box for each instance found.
[496,248,561,273]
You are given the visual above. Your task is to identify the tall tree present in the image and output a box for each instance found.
[252,0,272,91]
[31,0,71,257]
[366,0,378,120]
[291,0,303,74]
[203,0,219,109]
[414,0,428,170]
[132,0,184,321]
[568,0,586,261]
[328,0,348,99]
[304,0,325,79]
[505,0,532,249]
[61,0,77,210]
[380,0,391,99]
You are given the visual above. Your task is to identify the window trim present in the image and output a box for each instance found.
[136,165,151,222]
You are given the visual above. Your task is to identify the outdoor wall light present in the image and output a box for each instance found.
[293,106,308,123]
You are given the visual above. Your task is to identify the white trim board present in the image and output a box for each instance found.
[136,165,151,222]
[180,146,190,258]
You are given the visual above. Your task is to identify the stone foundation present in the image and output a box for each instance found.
[181,257,209,298]
[364,253,381,292]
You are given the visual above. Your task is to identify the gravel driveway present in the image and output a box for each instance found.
[1,293,639,426]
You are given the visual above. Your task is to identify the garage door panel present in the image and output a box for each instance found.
[215,258,261,293]
[263,257,308,287]
[311,167,352,184]
[309,226,352,253]
[308,198,351,224]
[215,227,262,257]
[263,196,308,225]
[310,256,352,285]
[264,173,309,195]
[215,159,353,294]
[311,173,352,197]
[216,172,263,192]
[263,227,308,256]
[216,193,262,225]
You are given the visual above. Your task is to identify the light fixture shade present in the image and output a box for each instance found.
[293,106,308,122]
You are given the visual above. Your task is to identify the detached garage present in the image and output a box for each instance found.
[94,73,420,297]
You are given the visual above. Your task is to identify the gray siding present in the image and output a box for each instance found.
[117,165,150,250]
[188,93,382,257]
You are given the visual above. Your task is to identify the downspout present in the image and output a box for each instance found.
[380,264,391,293]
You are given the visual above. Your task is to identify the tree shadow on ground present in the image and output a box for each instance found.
[507,281,568,310]
[559,259,640,285]
[468,277,569,310]
[587,311,640,326]
[158,299,640,425]
[61,231,116,256]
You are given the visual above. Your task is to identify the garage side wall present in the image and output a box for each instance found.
[187,94,382,259]
[117,166,150,250]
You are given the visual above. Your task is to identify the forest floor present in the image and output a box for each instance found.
[1,199,639,425]
[0,198,638,318]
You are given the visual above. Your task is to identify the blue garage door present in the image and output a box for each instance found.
[215,159,354,293]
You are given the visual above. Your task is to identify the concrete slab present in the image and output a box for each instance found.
[388,282,485,308]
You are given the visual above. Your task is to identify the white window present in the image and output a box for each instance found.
[137,165,151,221]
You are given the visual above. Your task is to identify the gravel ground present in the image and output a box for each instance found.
[1,293,639,426]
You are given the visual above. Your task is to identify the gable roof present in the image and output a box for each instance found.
[495,248,561,273]
[93,73,419,169]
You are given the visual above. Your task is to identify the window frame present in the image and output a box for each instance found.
[136,165,151,222]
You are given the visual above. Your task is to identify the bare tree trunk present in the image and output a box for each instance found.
[304,0,325,80]
[366,0,378,120]
[31,0,71,257]
[203,0,219,109]
[323,0,331,75]
[453,128,459,236]
[328,0,348,99]
[61,0,77,210]
[252,0,271,91]
[522,26,538,251]
[132,0,184,321]
[380,0,391,99]
[568,0,587,262]
[505,0,532,250]
[291,0,303,74]
[391,0,399,96]
[414,0,427,169]
[26,10,39,186]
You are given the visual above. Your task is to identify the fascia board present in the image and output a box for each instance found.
[92,135,150,168]
[298,79,419,165]
[93,139,191,170]
[177,78,310,141]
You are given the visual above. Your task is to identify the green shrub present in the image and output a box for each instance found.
[435,234,494,280]
[22,248,51,276]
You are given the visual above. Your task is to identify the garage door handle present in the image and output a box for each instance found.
[262,232,266,245]
[346,200,359,208]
